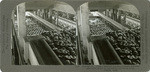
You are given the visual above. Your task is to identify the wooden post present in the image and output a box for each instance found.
[17,3,26,63]
[77,2,93,64]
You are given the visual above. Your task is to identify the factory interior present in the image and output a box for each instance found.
[11,1,141,65]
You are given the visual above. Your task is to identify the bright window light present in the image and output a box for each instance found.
[0,0,2,3]
[90,12,99,16]
[25,12,31,16]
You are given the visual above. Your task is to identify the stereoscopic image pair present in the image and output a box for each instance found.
[11,1,141,65]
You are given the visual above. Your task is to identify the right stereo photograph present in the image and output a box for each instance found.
[77,1,140,65]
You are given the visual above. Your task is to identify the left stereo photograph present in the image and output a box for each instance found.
[11,1,78,65]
